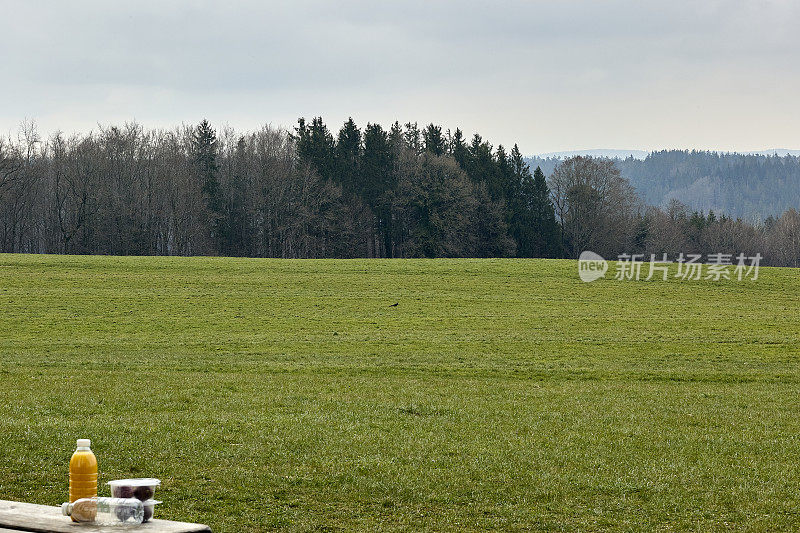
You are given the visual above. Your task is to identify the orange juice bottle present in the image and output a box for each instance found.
[69,439,97,504]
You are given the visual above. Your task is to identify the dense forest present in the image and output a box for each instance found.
[527,150,800,220]
[0,119,798,266]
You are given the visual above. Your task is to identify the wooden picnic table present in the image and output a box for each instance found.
[0,500,211,532]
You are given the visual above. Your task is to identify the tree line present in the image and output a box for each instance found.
[0,119,797,265]
[547,155,799,267]
[529,149,800,221]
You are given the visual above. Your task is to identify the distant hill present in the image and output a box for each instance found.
[743,149,800,157]
[533,149,800,160]
[536,149,649,160]
[525,150,800,220]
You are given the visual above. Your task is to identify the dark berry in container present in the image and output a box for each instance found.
[115,503,135,522]
[134,485,154,501]
[112,485,134,498]
[108,478,161,503]
[142,500,161,522]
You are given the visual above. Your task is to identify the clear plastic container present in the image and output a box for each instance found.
[142,499,162,522]
[107,478,161,501]
[61,497,144,525]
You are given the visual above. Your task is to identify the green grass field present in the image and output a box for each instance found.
[0,254,798,531]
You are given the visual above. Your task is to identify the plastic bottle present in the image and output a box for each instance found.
[61,497,144,525]
[69,439,97,503]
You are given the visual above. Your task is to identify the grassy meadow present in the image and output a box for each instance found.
[0,254,799,531]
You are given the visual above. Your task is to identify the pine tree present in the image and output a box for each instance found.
[468,134,501,200]
[527,166,560,257]
[225,136,250,256]
[495,144,513,199]
[450,128,469,168]
[509,144,526,200]
[508,150,559,257]
[361,123,396,256]
[295,117,335,181]
[334,118,361,190]
[193,120,219,207]
[422,124,445,156]
[191,119,223,252]
[388,121,404,150]
[505,144,527,254]
[403,122,422,154]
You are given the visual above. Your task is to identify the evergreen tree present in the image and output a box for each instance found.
[403,122,422,154]
[505,144,527,254]
[225,136,250,256]
[515,163,560,257]
[468,134,501,200]
[361,124,394,204]
[450,128,469,168]
[295,117,335,180]
[422,124,445,156]
[361,123,396,256]
[334,118,361,190]
[193,119,219,208]
[495,144,513,199]
[529,165,560,257]
[388,121,405,174]
[388,121,404,151]
[508,144,526,200]
[191,119,223,251]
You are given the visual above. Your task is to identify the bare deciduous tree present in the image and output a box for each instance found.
[548,156,639,257]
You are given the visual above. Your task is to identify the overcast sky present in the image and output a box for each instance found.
[1,0,798,154]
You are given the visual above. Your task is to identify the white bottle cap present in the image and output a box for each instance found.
[77,439,91,448]
[61,502,71,516]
